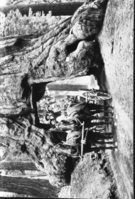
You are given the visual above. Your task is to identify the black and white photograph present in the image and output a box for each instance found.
[0,0,133,198]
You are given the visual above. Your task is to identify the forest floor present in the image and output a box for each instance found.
[59,151,119,199]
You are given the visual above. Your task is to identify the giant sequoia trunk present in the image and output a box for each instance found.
[0,0,108,189]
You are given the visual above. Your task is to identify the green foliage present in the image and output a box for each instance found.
[0,0,84,37]
[0,0,85,37]
[0,8,65,37]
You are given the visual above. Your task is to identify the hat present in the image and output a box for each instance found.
[46,105,53,112]
[50,119,57,126]
[45,113,51,121]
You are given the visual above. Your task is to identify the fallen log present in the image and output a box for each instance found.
[0,2,83,16]
[0,176,58,198]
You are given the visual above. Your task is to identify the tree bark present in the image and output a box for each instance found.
[0,161,37,171]
[0,0,108,188]
[0,176,59,198]
[0,2,83,16]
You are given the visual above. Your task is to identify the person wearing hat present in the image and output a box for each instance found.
[66,102,113,118]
